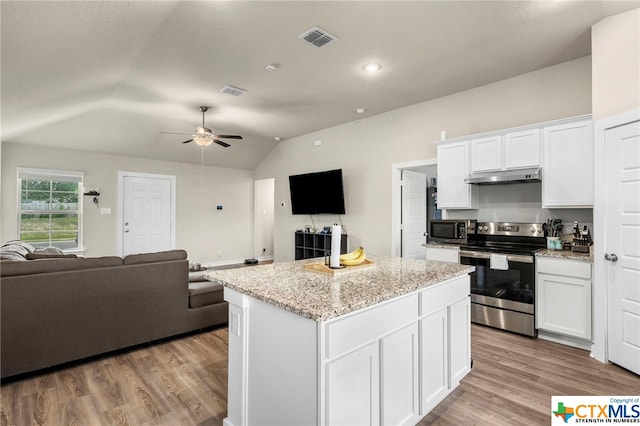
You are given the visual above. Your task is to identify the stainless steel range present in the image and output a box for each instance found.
[459,222,545,337]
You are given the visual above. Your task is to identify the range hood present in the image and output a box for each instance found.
[465,167,542,185]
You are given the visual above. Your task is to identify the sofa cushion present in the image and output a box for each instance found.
[26,253,78,260]
[123,249,188,265]
[0,256,124,277]
[188,281,223,308]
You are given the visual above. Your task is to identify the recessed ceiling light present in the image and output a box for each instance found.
[265,63,280,72]
[362,63,381,73]
[355,108,366,114]
[274,136,281,142]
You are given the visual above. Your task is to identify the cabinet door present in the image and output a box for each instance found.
[325,342,380,426]
[504,128,540,169]
[437,141,473,209]
[420,308,448,415]
[537,273,592,339]
[381,322,419,426]
[471,135,502,172]
[542,120,594,207]
[449,297,471,385]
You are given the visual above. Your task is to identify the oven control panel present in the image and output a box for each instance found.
[476,222,544,237]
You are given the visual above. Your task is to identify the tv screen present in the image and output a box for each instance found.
[289,169,346,215]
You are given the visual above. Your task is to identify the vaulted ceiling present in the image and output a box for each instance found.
[2,1,638,170]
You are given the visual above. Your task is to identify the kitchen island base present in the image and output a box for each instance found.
[223,273,471,426]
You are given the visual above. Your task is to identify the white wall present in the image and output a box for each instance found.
[592,8,640,120]
[255,57,592,261]
[1,143,254,264]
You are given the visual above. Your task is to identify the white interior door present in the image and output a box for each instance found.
[606,119,640,375]
[122,175,173,256]
[401,170,427,259]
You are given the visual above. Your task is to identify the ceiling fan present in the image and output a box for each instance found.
[162,106,243,147]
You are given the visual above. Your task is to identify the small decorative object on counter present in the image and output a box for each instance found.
[571,222,592,253]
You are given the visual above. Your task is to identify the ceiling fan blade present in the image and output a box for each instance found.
[161,131,191,135]
[214,139,231,148]
[181,139,194,144]
[215,135,243,140]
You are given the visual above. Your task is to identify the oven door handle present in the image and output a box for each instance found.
[459,250,534,264]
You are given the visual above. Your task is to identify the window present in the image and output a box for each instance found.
[17,168,83,250]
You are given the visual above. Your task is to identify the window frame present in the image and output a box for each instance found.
[16,167,84,252]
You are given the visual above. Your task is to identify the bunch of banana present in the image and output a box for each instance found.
[340,246,366,266]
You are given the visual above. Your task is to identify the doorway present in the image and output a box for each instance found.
[391,159,437,258]
[253,178,275,260]
[117,171,176,256]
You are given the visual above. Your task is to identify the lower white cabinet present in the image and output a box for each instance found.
[419,278,471,416]
[326,342,380,425]
[380,323,420,425]
[536,257,592,340]
[426,246,459,263]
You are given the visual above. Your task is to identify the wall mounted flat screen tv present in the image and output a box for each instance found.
[289,169,346,215]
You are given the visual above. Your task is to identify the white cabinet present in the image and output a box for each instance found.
[437,141,476,209]
[449,297,471,385]
[536,257,592,340]
[471,135,502,172]
[426,246,459,263]
[418,276,471,416]
[504,128,540,169]
[542,119,594,207]
[380,323,419,426]
[419,308,448,415]
[326,342,380,425]
[470,129,540,173]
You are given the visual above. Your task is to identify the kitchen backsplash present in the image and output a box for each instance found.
[444,182,594,236]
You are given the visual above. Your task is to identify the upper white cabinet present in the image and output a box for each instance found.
[542,119,594,208]
[437,141,476,209]
[504,128,541,169]
[470,129,540,173]
[471,135,502,172]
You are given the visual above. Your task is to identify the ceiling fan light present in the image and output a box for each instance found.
[194,135,213,147]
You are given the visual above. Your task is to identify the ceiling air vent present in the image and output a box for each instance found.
[299,27,337,48]
[221,85,248,96]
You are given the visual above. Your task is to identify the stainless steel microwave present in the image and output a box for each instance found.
[429,220,476,244]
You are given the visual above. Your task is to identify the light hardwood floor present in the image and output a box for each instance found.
[2,324,639,425]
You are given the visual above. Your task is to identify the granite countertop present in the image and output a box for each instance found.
[205,256,474,322]
[535,248,593,262]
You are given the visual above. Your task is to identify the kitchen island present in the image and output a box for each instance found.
[206,256,474,426]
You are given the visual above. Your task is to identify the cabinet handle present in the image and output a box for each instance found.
[604,253,618,262]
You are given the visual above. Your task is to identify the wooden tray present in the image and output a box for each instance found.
[302,259,375,276]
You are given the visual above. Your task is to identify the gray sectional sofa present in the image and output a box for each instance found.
[0,244,227,379]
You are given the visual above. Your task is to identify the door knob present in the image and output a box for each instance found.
[604,253,618,262]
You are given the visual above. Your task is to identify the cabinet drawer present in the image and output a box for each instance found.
[420,275,470,316]
[537,257,591,279]
[325,294,418,359]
